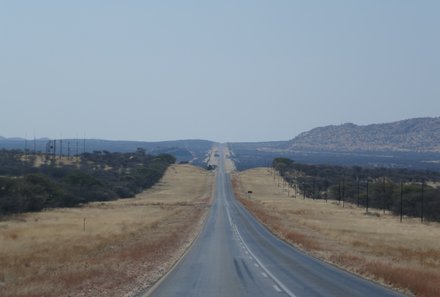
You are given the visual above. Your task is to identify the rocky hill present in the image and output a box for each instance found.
[287,117,440,153]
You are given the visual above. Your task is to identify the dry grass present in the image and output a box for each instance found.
[0,164,213,297]
[233,168,440,297]
[21,154,81,167]
[222,146,236,173]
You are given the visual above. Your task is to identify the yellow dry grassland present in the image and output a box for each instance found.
[233,168,440,297]
[0,164,213,297]
[21,154,81,167]
[223,146,236,173]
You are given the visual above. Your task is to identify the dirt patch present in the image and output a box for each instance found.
[0,164,214,297]
[233,168,440,297]
[223,146,236,173]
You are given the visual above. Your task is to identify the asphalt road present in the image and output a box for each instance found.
[146,149,407,297]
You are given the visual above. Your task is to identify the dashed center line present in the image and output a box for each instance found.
[262,272,268,278]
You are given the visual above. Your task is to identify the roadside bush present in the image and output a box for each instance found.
[273,158,440,222]
[0,150,175,216]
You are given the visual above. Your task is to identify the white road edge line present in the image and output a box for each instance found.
[234,224,298,297]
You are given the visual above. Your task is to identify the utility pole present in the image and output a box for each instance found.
[400,182,403,223]
[383,177,386,214]
[60,138,63,159]
[421,180,425,223]
[53,139,57,159]
[76,136,79,156]
[357,177,360,207]
[24,132,28,156]
[338,181,341,205]
[33,129,36,154]
[366,180,369,213]
[342,177,345,208]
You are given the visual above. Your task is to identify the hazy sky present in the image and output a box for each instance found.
[1,1,439,142]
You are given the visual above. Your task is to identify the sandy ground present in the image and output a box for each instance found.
[0,164,214,297]
[233,168,440,297]
[223,146,236,173]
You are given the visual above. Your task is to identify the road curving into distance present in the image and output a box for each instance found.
[144,145,407,297]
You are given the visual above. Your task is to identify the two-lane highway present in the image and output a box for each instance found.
[145,146,406,297]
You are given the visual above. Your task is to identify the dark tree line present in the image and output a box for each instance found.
[272,158,440,222]
[0,149,175,216]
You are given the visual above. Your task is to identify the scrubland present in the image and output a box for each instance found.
[233,168,440,297]
[0,164,213,297]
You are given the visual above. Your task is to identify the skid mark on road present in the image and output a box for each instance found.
[225,203,298,297]
[274,285,283,293]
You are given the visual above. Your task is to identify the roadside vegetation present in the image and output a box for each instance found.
[233,167,440,297]
[272,157,440,222]
[0,164,213,297]
[0,149,175,216]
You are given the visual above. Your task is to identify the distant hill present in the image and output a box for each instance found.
[287,117,440,153]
